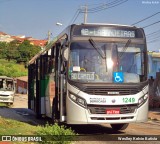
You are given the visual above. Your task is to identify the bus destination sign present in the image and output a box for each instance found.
[81,28,135,38]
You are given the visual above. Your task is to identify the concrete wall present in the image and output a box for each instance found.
[149,72,160,108]
[16,79,28,94]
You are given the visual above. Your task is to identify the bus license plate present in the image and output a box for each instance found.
[106,109,120,114]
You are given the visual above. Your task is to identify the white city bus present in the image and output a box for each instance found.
[28,23,148,130]
[0,76,15,105]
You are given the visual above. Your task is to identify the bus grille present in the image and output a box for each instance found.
[87,104,137,114]
[0,94,9,97]
[83,87,141,95]
[90,116,134,120]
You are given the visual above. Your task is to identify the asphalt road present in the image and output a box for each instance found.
[0,94,160,144]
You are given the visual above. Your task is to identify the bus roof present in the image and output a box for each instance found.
[78,23,138,28]
[28,23,142,65]
[0,76,14,80]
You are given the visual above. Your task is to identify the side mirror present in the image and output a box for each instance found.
[62,47,69,61]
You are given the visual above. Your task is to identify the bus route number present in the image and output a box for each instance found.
[122,97,135,103]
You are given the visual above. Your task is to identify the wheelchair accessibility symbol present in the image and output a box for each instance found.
[113,72,124,83]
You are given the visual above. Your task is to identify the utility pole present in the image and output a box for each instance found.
[48,30,51,43]
[84,5,87,24]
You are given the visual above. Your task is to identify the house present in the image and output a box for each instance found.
[0,31,47,47]
[148,51,160,108]
[16,76,28,94]
[29,39,47,47]
[148,51,160,79]
[0,31,14,42]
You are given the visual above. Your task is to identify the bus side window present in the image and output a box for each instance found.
[3,80,7,89]
[0,81,2,88]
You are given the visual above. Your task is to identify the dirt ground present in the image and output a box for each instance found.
[0,94,160,144]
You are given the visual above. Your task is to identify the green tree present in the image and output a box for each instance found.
[0,42,8,59]
[0,40,41,66]
[17,40,41,65]
[5,40,19,61]
[0,59,27,77]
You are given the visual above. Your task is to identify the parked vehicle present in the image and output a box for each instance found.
[28,23,148,131]
[0,76,16,105]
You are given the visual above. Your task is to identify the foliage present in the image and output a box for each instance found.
[0,103,7,107]
[0,59,27,77]
[36,123,75,144]
[0,117,37,135]
[5,40,20,61]
[0,40,41,65]
[0,42,8,58]
[17,40,41,65]
[0,116,76,144]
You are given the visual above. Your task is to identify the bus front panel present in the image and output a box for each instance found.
[66,83,148,124]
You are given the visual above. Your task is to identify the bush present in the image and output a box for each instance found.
[0,59,27,77]
[36,123,76,144]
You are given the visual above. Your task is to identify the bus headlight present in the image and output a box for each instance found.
[69,93,86,108]
[138,93,148,107]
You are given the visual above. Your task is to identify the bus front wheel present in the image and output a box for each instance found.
[110,123,129,131]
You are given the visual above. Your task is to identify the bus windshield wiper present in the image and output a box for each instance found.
[89,38,106,59]
[119,39,131,58]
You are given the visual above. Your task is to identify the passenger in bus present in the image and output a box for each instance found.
[3,80,7,89]
[7,83,12,90]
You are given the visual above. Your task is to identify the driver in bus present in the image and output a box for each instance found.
[80,51,99,72]
[80,51,106,76]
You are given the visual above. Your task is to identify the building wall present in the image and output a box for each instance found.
[148,53,160,108]
[16,79,28,94]
[148,53,160,79]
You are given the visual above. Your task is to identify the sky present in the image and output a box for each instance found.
[0,0,160,51]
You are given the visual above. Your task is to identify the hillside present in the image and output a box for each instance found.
[0,59,27,77]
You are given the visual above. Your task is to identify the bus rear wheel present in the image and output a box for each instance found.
[110,123,129,131]
[7,103,13,106]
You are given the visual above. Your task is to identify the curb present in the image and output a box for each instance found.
[148,110,160,122]
[148,116,160,122]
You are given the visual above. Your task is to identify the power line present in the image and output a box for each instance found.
[146,29,160,43]
[69,0,128,24]
[131,12,160,25]
[68,2,103,24]
[143,22,160,43]
[147,36,160,42]
[147,35,160,41]
[84,2,106,7]
[68,9,81,24]
[82,0,128,13]
[89,0,128,13]
[146,29,160,36]
[85,0,121,12]
[147,33,160,43]
[142,20,160,28]
[73,11,81,24]
[147,38,160,43]
[147,34,160,43]
[145,28,160,44]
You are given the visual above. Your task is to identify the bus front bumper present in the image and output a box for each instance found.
[66,96,148,124]
[0,96,14,103]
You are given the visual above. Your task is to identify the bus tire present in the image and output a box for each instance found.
[36,113,42,119]
[7,103,13,106]
[52,99,56,124]
[110,123,129,131]
[10,103,13,106]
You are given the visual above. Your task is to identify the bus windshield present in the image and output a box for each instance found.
[68,41,146,83]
